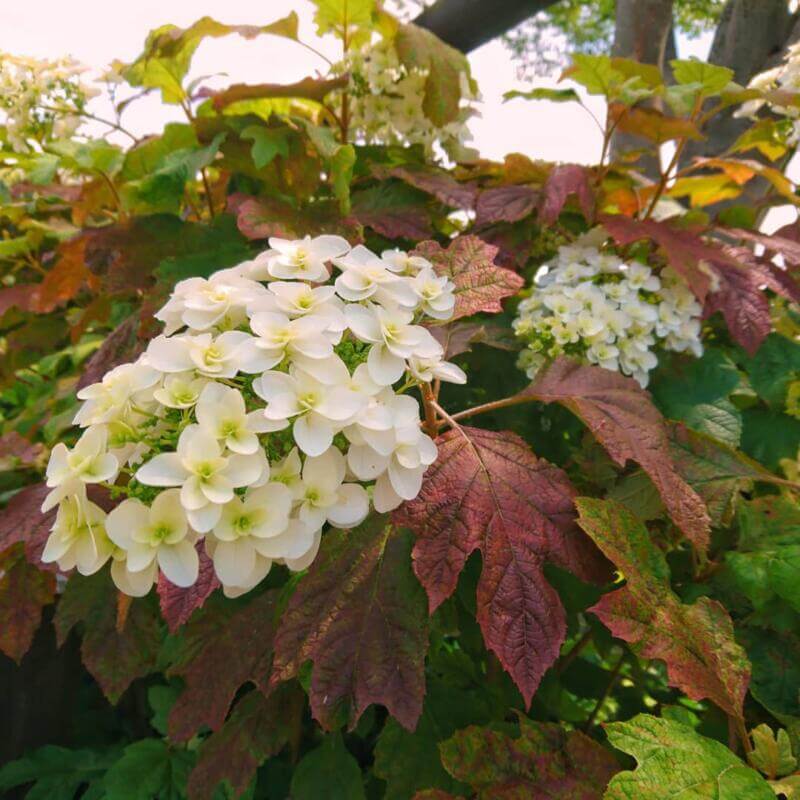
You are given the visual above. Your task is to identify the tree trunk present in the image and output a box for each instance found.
[682,0,796,165]
[413,0,559,53]
[610,0,675,178]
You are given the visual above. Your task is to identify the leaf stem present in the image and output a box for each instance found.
[448,393,535,424]
[584,651,625,731]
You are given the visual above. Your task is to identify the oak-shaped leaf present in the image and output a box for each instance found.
[0,545,56,663]
[33,236,98,314]
[167,589,278,741]
[475,185,538,226]
[601,214,730,301]
[387,164,478,210]
[539,164,594,224]
[609,102,703,144]
[604,715,773,799]
[576,498,750,721]
[667,422,782,527]
[269,516,428,731]
[724,496,800,615]
[0,431,45,470]
[394,23,472,127]
[351,182,433,241]
[78,314,149,390]
[187,684,304,800]
[704,253,772,355]
[0,482,64,569]
[395,426,607,707]
[413,236,524,321]
[54,570,162,703]
[435,716,618,799]
[157,544,219,632]
[526,357,711,550]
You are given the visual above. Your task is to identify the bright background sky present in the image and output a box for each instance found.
[1,0,793,230]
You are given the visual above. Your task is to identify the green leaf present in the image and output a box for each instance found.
[104,739,193,800]
[671,58,735,96]
[121,132,225,214]
[311,0,376,46]
[575,498,751,721]
[0,745,118,800]
[240,125,290,169]
[49,139,124,176]
[123,14,300,103]
[651,350,743,447]
[436,716,618,798]
[725,497,800,614]
[741,407,800,471]
[395,23,472,127]
[503,87,580,104]
[740,627,800,720]
[666,422,778,527]
[373,678,487,799]
[562,54,653,105]
[53,571,162,704]
[745,333,800,408]
[605,715,774,799]
[748,724,797,779]
[299,122,355,214]
[290,734,366,800]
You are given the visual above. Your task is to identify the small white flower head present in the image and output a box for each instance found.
[41,495,112,576]
[267,235,350,282]
[106,489,198,588]
[513,241,702,384]
[44,235,465,595]
[44,427,119,512]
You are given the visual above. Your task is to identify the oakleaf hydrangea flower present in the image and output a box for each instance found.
[514,234,703,387]
[41,235,464,597]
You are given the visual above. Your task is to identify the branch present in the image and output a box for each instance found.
[413,0,559,53]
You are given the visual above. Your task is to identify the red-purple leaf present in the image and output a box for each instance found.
[78,314,149,391]
[429,321,517,359]
[526,358,711,550]
[157,545,219,632]
[413,236,524,321]
[351,184,433,241]
[0,545,56,663]
[437,716,618,798]
[726,226,800,268]
[167,590,278,741]
[0,483,57,568]
[602,215,722,301]
[54,571,161,703]
[395,427,607,707]
[704,258,771,355]
[388,164,478,209]
[204,74,348,111]
[269,516,428,731]
[187,685,304,800]
[540,164,594,224]
[475,185,538,226]
[576,498,750,721]
[0,432,45,470]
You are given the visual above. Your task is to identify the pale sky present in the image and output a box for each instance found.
[1,0,793,230]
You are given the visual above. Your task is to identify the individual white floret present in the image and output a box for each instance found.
[266,235,350,282]
[106,489,198,588]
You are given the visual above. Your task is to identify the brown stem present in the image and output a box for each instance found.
[557,628,593,674]
[584,652,625,731]
[420,383,440,437]
[449,393,536,424]
[200,168,216,219]
[643,96,704,220]
[734,716,753,757]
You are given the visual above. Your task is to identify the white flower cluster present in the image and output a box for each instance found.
[737,42,800,143]
[513,241,703,387]
[0,52,98,151]
[40,235,465,597]
[334,38,479,160]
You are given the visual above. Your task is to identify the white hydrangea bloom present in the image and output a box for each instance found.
[42,235,466,596]
[513,237,703,387]
[332,38,479,160]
